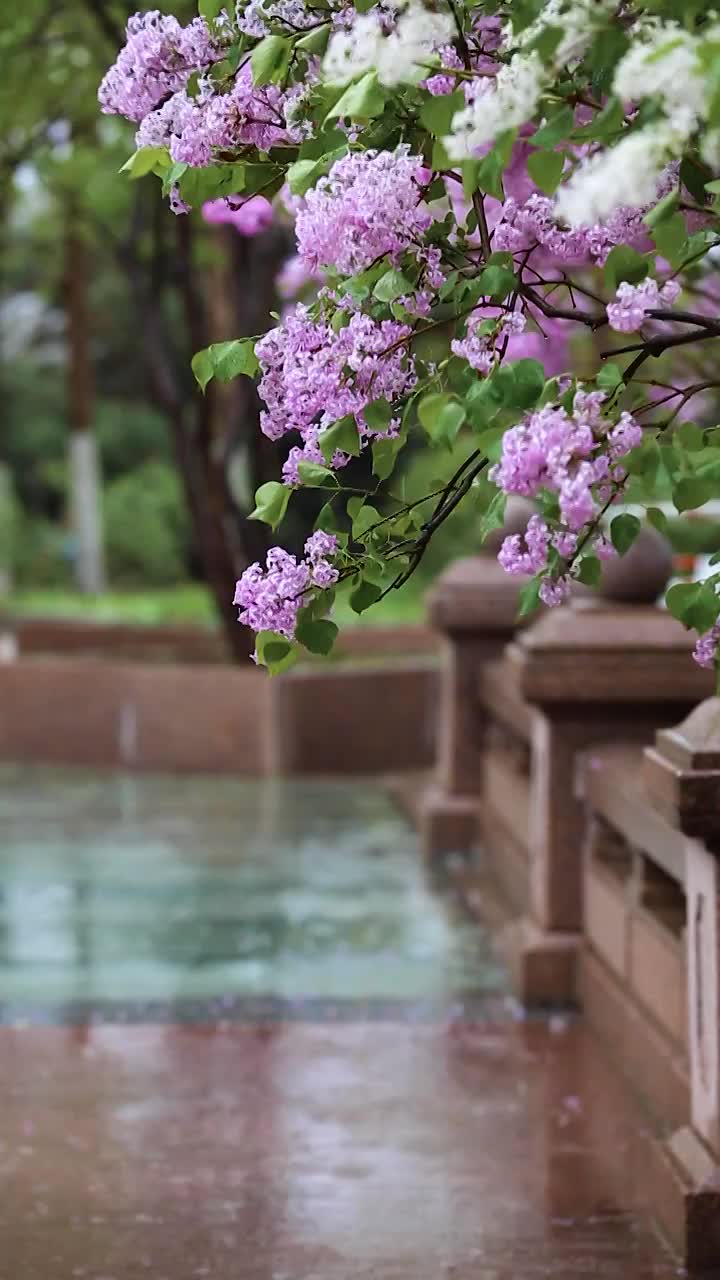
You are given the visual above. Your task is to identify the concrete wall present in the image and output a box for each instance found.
[8,616,437,664]
[0,654,439,777]
[268,660,439,775]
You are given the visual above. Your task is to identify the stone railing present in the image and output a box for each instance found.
[580,700,720,1269]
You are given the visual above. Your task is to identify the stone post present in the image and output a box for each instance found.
[420,555,528,859]
[503,594,712,1004]
[643,700,720,1270]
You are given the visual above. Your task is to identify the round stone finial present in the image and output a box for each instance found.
[481,496,536,555]
[590,526,673,604]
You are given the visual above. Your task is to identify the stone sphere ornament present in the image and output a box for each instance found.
[594,526,674,605]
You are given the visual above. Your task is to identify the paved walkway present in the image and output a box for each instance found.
[0,770,683,1279]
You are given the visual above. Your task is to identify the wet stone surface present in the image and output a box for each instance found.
[0,768,505,1019]
[0,768,686,1278]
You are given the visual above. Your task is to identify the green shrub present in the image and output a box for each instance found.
[104,461,191,586]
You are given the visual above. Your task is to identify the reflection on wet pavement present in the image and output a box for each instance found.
[0,767,685,1278]
[0,768,505,1017]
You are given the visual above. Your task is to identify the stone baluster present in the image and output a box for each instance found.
[421,554,531,859]
[643,699,720,1269]
[503,530,712,1003]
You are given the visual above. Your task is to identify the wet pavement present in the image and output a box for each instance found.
[0,768,684,1278]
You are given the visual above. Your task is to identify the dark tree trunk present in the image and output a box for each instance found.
[119,187,289,661]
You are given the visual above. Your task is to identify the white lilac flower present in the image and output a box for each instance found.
[614,25,706,130]
[509,0,616,67]
[554,124,680,228]
[323,1,454,87]
[445,52,545,159]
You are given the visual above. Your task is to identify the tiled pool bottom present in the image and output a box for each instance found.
[0,767,507,1023]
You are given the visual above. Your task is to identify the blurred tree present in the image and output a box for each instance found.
[0,0,288,655]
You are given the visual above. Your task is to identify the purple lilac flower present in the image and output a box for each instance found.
[254,302,416,463]
[539,577,571,606]
[99,11,222,122]
[498,514,550,576]
[422,45,463,96]
[136,64,302,168]
[493,188,679,269]
[492,389,642,598]
[607,278,681,333]
[202,195,274,236]
[693,624,720,670]
[234,534,339,641]
[451,312,526,372]
[295,147,433,275]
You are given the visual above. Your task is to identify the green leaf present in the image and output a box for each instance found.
[411,324,452,363]
[527,149,565,195]
[673,473,716,512]
[646,506,669,536]
[420,89,464,136]
[677,421,705,452]
[576,555,602,586]
[466,148,504,201]
[191,339,259,391]
[249,481,290,529]
[190,348,215,394]
[287,146,345,195]
[212,338,259,382]
[650,213,688,269]
[319,415,361,463]
[363,397,393,430]
[352,504,380,539]
[478,264,517,300]
[314,500,341,534]
[530,106,574,148]
[296,23,331,55]
[478,486,506,540]
[198,0,224,18]
[597,362,624,392]
[372,434,404,481]
[610,512,641,553]
[297,462,337,487]
[120,147,170,179]
[604,245,649,290]
[251,34,292,86]
[255,630,298,675]
[418,393,466,445]
[327,72,386,121]
[287,159,322,196]
[666,581,720,634]
[350,579,382,614]
[680,155,712,205]
[374,268,414,303]
[644,189,680,229]
[517,576,543,618]
[493,359,546,411]
[295,617,338,656]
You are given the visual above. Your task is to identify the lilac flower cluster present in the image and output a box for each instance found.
[234,531,339,642]
[98,10,222,122]
[202,195,274,236]
[607,277,681,333]
[295,149,433,276]
[422,46,463,96]
[492,390,642,602]
[254,303,416,480]
[693,624,720,670]
[135,65,302,166]
[238,0,324,38]
[494,192,664,267]
[451,312,526,372]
